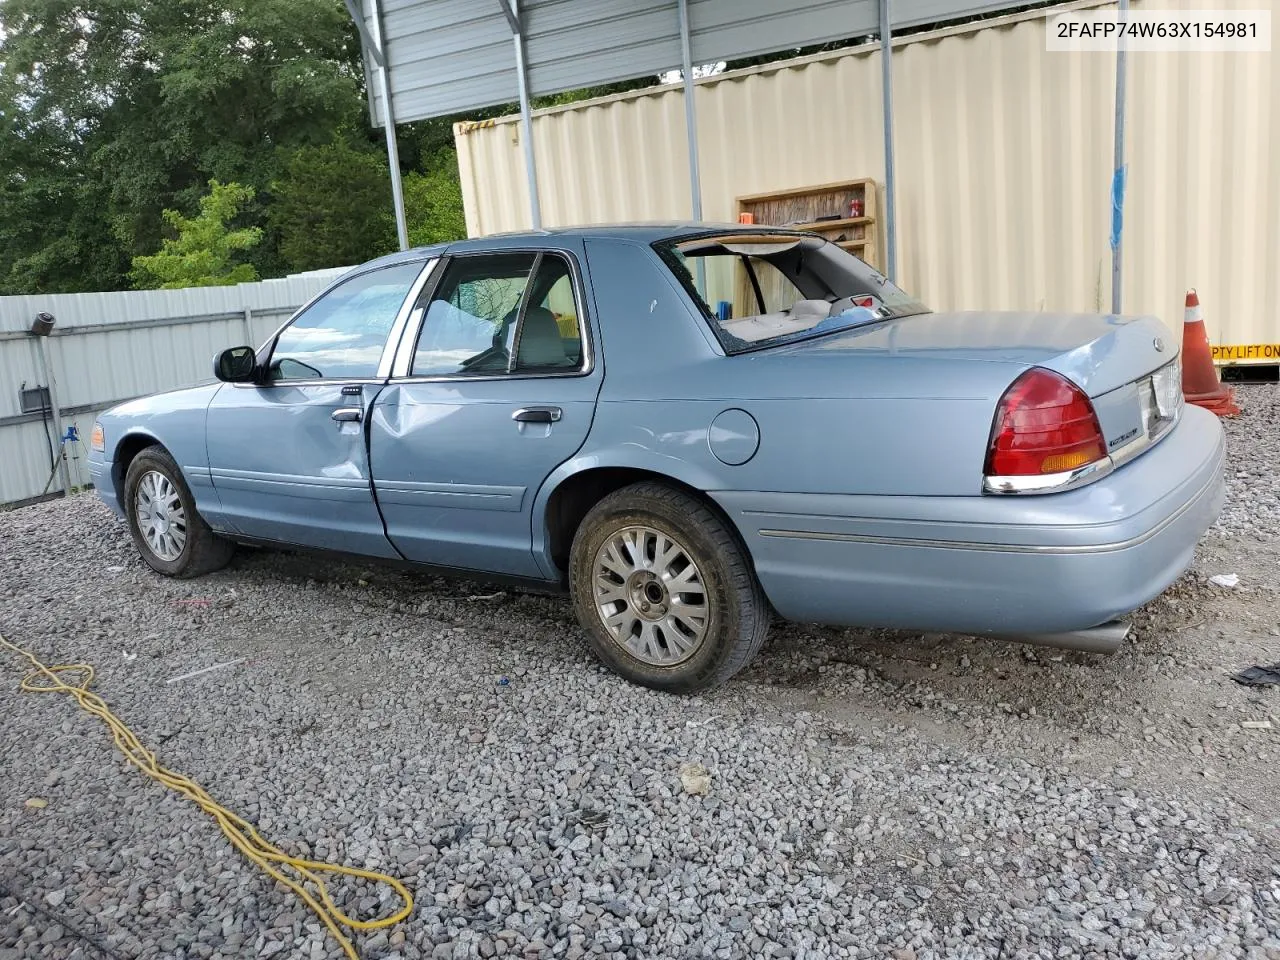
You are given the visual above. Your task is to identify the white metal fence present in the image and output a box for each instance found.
[0,269,346,507]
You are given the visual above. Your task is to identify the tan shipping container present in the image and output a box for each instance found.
[455,0,1279,352]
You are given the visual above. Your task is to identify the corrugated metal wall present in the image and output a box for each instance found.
[0,269,345,506]
[455,0,1278,348]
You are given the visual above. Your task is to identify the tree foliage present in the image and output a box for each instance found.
[270,140,397,271]
[0,0,368,292]
[0,0,671,295]
[131,180,263,289]
[403,151,468,248]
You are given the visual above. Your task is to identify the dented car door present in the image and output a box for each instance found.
[369,243,602,577]
[205,260,428,556]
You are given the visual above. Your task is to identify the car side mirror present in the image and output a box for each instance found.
[214,346,258,383]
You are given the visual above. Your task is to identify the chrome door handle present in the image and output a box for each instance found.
[512,406,562,424]
[331,407,363,423]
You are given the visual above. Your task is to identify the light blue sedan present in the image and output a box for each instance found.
[90,225,1225,691]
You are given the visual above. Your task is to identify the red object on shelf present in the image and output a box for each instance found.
[849,198,864,218]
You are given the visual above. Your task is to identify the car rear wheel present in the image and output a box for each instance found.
[569,482,769,693]
[124,447,234,578]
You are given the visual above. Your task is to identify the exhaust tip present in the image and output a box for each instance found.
[1008,620,1131,656]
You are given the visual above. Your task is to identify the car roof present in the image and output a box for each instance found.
[353,222,794,272]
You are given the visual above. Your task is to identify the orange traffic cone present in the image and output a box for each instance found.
[1180,289,1240,417]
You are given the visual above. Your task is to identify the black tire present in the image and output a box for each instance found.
[569,481,769,693]
[124,446,234,578]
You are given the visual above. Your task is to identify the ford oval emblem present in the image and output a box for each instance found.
[1153,337,1165,352]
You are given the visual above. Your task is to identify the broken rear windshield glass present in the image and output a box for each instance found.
[653,233,930,355]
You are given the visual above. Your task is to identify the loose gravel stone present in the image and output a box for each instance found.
[1,386,1280,959]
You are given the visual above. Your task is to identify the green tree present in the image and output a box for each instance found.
[269,139,397,271]
[0,0,366,293]
[402,149,468,248]
[0,0,689,295]
[0,33,132,293]
[131,181,263,289]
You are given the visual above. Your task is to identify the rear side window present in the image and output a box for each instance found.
[412,253,536,375]
[269,262,422,380]
[655,234,929,354]
[514,256,584,372]
[410,252,586,376]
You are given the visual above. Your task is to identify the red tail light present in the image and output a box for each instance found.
[984,368,1106,477]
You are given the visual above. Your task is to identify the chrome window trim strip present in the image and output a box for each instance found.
[229,378,386,389]
[390,369,594,386]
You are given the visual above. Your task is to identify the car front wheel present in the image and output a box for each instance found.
[124,446,234,578]
[569,481,769,693]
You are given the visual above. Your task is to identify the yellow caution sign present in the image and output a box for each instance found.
[1211,344,1280,362]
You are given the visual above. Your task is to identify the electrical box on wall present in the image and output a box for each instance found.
[19,386,51,415]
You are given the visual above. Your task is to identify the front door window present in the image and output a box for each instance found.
[269,262,423,380]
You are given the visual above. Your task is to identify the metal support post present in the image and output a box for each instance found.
[371,0,410,250]
[879,0,899,281]
[1110,0,1129,314]
[33,335,72,495]
[678,0,703,221]
[503,0,543,228]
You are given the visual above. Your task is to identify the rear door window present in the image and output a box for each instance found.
[410,252,586,377]
[412,253,536,376]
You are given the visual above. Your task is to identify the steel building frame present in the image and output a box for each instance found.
[347,0,1130,287]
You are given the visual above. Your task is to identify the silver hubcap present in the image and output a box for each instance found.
[593,525,709,666]
[135,471,187,561]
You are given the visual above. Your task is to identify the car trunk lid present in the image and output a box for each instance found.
[767,309,1183,466]
[770,310,1175,398]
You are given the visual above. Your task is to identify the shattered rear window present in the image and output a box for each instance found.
[654,233,929,355]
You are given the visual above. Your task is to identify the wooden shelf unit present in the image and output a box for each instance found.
[736,178,879,269]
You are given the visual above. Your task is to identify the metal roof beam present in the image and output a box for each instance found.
[343,0,383,67]
[497,0,520,35]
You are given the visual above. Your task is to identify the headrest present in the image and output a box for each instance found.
[516,307,568,368]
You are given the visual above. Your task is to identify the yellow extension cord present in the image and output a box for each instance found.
[0,634,413,959]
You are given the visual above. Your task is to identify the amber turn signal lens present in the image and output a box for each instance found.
[1039,447,1104,474]
[90,423,105,452]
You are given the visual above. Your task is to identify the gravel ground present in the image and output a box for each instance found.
[2,385,1279,960]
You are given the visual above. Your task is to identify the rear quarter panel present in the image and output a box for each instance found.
[565,238,1020,497]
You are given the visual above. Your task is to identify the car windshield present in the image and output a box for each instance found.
[654,233,930,354]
